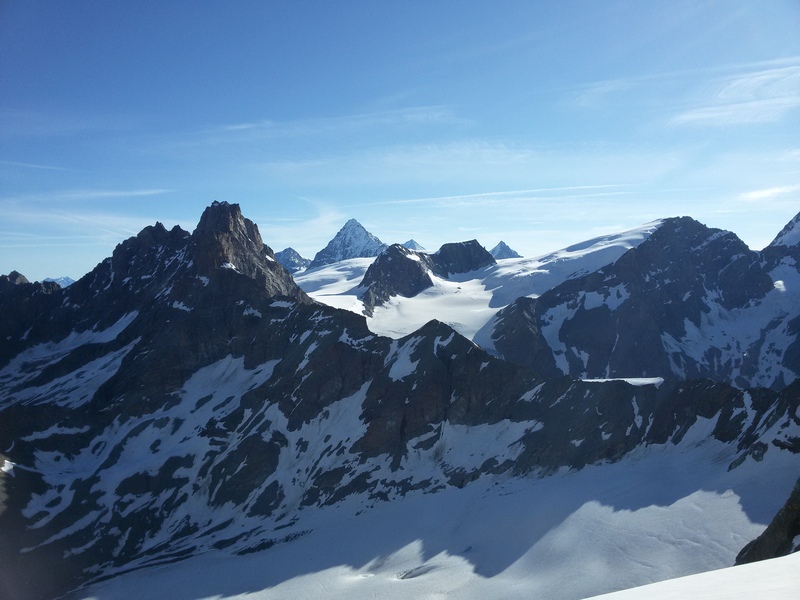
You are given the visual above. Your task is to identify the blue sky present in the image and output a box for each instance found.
[2,1,799,281]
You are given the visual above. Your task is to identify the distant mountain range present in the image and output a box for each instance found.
[1,202,799,600]
[275,220,521,274]
[43,276,75,287]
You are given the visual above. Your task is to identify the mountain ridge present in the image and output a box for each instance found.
[1,206,799,599]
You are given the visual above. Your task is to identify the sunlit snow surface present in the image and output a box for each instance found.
[295,222,660,343]
[80,432,797,600]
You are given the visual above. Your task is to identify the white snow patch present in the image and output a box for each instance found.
[244,306,263,318]
[582,377,665,387]
[1,459,15,477]
[387,338,422,381]
[270,300,294,308]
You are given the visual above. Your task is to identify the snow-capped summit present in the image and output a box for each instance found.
[274,247,310,273]
[490,241,522,259]
[43,276,75,287]
[769,211,800,247]
[308,219,387,268]
[401,239,426,252]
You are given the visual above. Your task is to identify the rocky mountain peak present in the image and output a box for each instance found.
[490,241,522,259]
[360,244,439,315]
[192,202,266,275]
[0,270,30,287]
[435,240,496,276]
[308,219,387,268]
[275,247,311,273]
[190,203,308,301]
[769,211,800,247]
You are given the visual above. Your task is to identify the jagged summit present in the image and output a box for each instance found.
[188,202,306,299]
[308,219,387,268]
[769,211,800,247]
[192,201,265,275]
[490,241,522,259]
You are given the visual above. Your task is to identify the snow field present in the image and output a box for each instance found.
[80,427,798,600]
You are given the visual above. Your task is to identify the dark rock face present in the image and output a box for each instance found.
[491,217,800,389]
[308,219,387,268]
[1,206,798,599]
[360,240,495,315]
[0,272,62,367]
[191,201,305,300]
[736,475,800,564]
[360,244,439,315]
[435,240,496,276]
[275,247,311,273]
[490,241,522,259]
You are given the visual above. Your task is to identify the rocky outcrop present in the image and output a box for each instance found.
[360,244,439,315]
[191,201,306,300]
[736,475,800,564]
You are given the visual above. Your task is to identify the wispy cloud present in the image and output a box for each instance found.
[341,185,635,209]
[259,140,682,189]
[740,184,800,201]
[0,159,72,171]
[671,64,800,126]
[204,106,467,140]
[1,188,172,203]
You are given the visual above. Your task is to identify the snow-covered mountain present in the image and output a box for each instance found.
[489,216,800,389]
[308,219,387,268]
[43,276,75,287]
[274,247,310,273]
[296,221,660,341]
[298,215,800,390]
[1,204,799,600]
[401,239,426,251]
[770,212,800,247]
[490,240,522,259]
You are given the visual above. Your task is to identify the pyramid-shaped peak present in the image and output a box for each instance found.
[769,211,800,247]
[308,219,387,268]
[401,239,426,252]
[490,241,522,259]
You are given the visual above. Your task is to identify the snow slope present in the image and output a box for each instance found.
[587,552,800,600]
[296,221,660,343]
[79,429,796,600]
